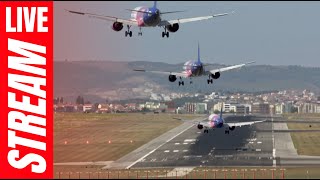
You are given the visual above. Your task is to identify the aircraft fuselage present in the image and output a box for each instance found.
[208,114,224,129]
[183,60,205,77]
[131,6,161,27]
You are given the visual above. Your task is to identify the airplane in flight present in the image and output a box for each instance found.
[133,44,255,86]
[65,1,233,38]
[174,107,265,134]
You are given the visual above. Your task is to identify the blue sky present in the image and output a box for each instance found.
[54,1,320,67]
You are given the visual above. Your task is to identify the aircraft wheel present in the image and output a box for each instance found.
[125,31,128,37]
[162,32,165,38]
[129,31,132,37]
[166,32,169,38]
[182,81,184,86]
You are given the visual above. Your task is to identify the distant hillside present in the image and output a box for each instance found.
[54,61,320,102]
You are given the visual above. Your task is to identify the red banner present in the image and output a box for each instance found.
[0,1,53,178]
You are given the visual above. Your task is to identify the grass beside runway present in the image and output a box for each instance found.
[283,113,320,120]
[54,112,202,163]
[286,120,320,156]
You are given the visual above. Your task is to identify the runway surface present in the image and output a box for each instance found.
[131,115,274,168]
[105,114,320,169]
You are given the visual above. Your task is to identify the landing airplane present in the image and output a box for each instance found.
[65,1,233,38]
[174,107,265,134]
[133,44,255,86]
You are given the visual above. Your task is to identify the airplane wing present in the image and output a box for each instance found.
[65,9,139,26]
[158,11,233,26]
[133,69,189,78]
[173,116,209,126]
[225,120,265,128]
[208,61,255,74]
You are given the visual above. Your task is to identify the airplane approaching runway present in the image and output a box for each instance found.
[66,1,233,38]
[174,107,265,134]
[134,44,255,86]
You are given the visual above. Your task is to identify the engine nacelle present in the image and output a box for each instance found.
[166,23,179,33]
[229,126,235,131]
[211,72,221,79]
[168,75,177,82]
[112,22,123,31]
[197,124,203,130]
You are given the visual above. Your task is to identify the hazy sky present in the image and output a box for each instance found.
[54,1,320,67]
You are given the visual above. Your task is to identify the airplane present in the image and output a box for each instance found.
[133,43,255,86]
[65,1,233,38]
[174,107,265,134]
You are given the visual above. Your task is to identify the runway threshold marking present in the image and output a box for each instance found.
[125,124,195,169]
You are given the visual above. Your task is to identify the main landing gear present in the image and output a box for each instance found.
[125,25,132,37]
[190,78,193,84]
[178,77,184,86]
[162,27,169,38]
[138,27,142,36]
[207,75,213,84]
[204,129,209,133]
[225,129,230,134]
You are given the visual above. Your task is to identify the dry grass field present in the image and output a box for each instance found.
[54,112,202,163]
[283,114,320,156]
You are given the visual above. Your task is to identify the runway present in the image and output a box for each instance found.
[105,114,320,169]
[131,115,274,168]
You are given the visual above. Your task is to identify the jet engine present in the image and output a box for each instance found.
[168,75,177,82]
[229,126,235,131]
[211,72,220,79]
[166,23,179,33]
[112,22,123,31]
[197,124,203,130]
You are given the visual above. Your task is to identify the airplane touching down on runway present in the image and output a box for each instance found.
[66,1,233,38]
[174,107,265,134]
[133,44,255,86]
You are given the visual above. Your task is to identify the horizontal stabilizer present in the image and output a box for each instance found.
[160,10,186,15]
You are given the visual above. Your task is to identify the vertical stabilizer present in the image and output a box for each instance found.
[153,1,157,8]
[197,42,201,63]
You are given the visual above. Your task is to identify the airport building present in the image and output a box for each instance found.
[252,102,270,114]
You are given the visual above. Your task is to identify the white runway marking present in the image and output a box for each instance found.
[183,142,188,145]
[256,149,262,151]
[173,150,179,153]
[257,141,262,144]
[174,143,180,145]
[164,150,170,153]
[183,150,188,152]
[271,113,276,167]
[184,139,196,142]
[249,141,254,144]
[125,124,195,169]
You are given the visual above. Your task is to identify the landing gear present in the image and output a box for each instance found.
[204,129,209,133]
[125,25,132,37]
[178,77,184,86]
[138,27,142,36]
[178,81,184,86]
[190,78,193,84]
[162,27,169,38]
[225,129,230,134]
[207,75,213,84]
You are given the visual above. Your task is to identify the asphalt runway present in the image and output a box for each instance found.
[132,115,274,168]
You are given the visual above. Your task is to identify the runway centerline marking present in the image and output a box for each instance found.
[125,123,195,169]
